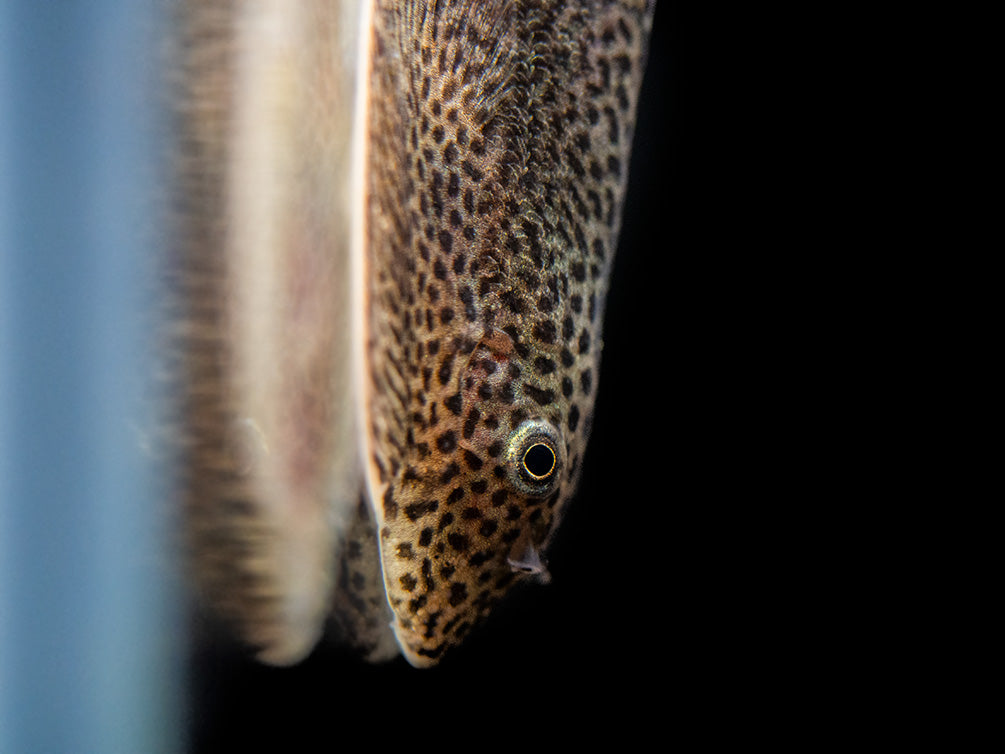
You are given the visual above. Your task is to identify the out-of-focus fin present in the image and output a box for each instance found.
[175,0,365,665]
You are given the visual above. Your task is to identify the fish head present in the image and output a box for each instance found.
[373,320,596,667]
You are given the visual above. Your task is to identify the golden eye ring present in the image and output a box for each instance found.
[521,442,556,480]
[505,419,564,497]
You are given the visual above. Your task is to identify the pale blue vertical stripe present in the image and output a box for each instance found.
[0,4,183,752]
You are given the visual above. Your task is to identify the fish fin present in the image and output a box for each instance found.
[507,542,552,585]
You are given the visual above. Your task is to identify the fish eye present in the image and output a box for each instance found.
[505,419,563,497]
[522,443,556,480]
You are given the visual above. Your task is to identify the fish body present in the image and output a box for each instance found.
[175,0,653,667]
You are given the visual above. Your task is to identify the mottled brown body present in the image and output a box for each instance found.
[365,0,652,665]
[175,0,652,668]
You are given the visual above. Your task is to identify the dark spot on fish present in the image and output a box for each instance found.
[438,511,454,532]
[400,573,418,592]
[439,462,460,484]
[534,357,556,375]
[568,405,580,432]
[449,582,468,606]
[533,320,557,344]
[404,500,438,522]
[437,430,457,453]
[561,376,574,398]
[524,383,555,406]
[444,392,463,415]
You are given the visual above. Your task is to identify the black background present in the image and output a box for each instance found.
[188,5,807,748]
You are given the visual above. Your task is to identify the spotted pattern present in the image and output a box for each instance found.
[175,0,652,668]
[365,0,653,665]
[328,498,399,662]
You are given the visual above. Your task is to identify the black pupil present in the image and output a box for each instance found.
[523,443,555,478]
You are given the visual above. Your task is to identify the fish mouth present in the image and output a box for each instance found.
[390,619,446,668]
[388,545,553,668]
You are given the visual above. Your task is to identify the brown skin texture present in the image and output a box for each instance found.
[365,0,652,666]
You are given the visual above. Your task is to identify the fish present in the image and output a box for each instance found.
[173,0,654,668]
